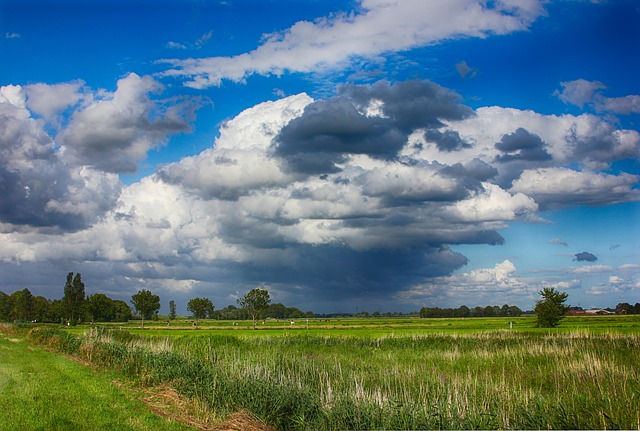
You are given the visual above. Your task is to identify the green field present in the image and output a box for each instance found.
[0,330,201,431]
[68,314,640,336]
[4,315,640,430]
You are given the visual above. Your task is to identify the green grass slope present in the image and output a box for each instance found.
[0,332,196,431]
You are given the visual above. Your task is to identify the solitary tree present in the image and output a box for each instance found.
[169,300,177,320]
[130,289,161,328]
[63,272,85,324]
[237,288,270,328]
[187,297,214,329]
[534,287,570,328]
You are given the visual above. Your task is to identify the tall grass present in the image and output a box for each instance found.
[20,325,640,430]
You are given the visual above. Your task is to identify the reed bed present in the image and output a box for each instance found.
[23,326,640,430]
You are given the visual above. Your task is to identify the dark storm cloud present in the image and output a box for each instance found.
[575,252,598,262]
[425,129,471,152]
[273,80,473,174]
[495,128,552,163]
[273,97,405,174]
[231,243,470,303]
[492,128,554,188]
[339,80,473,130]
[0,164,71,228]
[441,158,498,183]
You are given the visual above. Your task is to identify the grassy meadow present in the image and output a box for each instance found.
[68,314,640,336]
[4,315,640,430]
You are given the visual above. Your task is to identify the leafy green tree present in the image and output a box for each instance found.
[32,296,52,322]
[63,272,86,324]
[113,300,132,322]
[534,288,570,328]
[169,300,177,320]
[507,305,523,317]
[265,303,287,319]
[456,305,471,318]
[237,288,271,328]
[10,289,33,322]
[86,294,116,322]
[214,305,247,320]
[471,306,485,317]
[615,302,633,314]
[187,297,214,329]
[49,299,66,323]
[130,289,160,328]
[287,306,306,318]
[0,291,10,322]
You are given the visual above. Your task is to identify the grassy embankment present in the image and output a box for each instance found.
[11,315,640,430]
[0,328,202,431]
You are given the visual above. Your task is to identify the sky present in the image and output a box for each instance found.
[0,0,639,315]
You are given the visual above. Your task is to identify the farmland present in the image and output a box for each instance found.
[67,313,640,336]
[3,315,640,430]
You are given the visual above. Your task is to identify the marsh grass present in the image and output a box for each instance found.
[15,324,640,430]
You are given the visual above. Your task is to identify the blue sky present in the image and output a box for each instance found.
[1,0,638,314]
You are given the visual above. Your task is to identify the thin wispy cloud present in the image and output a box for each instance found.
[550,238,569,247]
[160,0,546,88]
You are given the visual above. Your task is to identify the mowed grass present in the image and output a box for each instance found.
[0,332,198,431]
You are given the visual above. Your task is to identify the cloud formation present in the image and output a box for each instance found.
[398,260,542,307]
[575,252,598,262]
[556,79,640,115]
[1,75,638,310]
[59,73,200,173]
[273,80,473,175]
[455,61,478,79]
[160,0,545,88]
[549,238,569,247]
[0,74,199,230]
[0,84,121,230]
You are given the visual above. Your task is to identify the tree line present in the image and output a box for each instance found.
[0,273,132,324]
[2,275,636,328]
[613,303,640,314]
[420,304,523,318]
[0,276,309,327]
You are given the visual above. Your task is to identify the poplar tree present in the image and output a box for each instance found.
[169,300,177,320]
[63,272,85,324]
